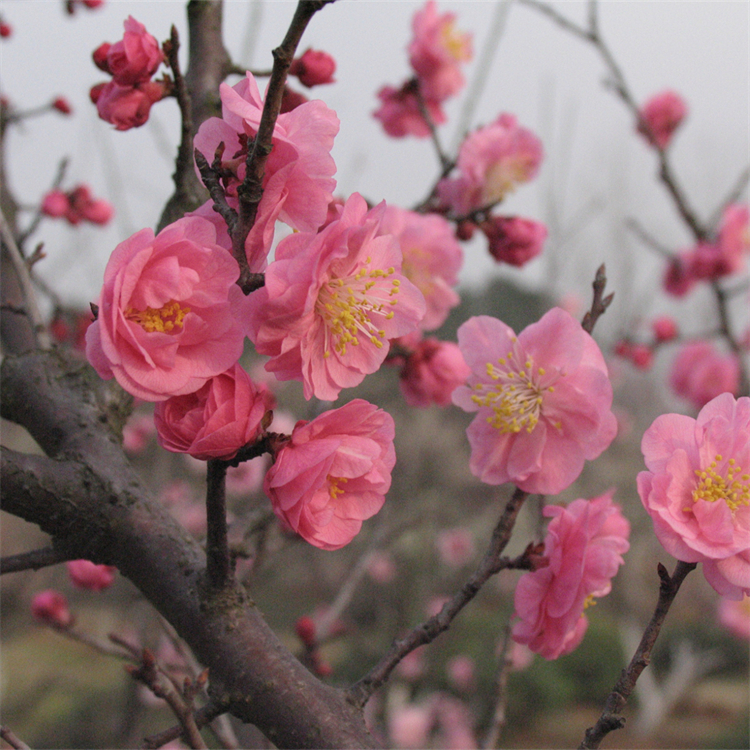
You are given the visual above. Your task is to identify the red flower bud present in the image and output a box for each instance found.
[289,48,336,88]
[93,42,112,73]
[295,615,317,646]
[52,97,73,115]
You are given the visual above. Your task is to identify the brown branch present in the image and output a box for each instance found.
[0,726,30,750]
[233,0,335,288]
[346,487,529,708]
[579,560,697,749]
[142,701,228,750]
[205,459,231,589]
[581,263,614,334]
[412,79,451,172]
[482,625,514,749]
[624,217,673,258]
[193,146,238,234]
[0,546,71,575]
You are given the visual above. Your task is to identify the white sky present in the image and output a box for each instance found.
[1,0,748,342]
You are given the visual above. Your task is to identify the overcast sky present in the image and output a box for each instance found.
[2,0,748,343]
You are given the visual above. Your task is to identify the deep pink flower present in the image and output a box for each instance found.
[637,90,687,149]
[663,252,698,297]
[290,48,336,87]
[247,194,426,401]
[408,0,472,103]
[31,590,72,628]
[718,594,750,640]
[93,79,165,131]
[481,215,547,267]
[67,559,116,591]
[193,72,338,270]
[438,114,543,215]
[378,205,462,330]
[0,21,12,38]
[41,190,69,218]
[373,81,446,139]
[652,315,678,343]
[106,16,164,86]
[669,340,740,410]
[264,399,395,550]
[42,185,113,226]
[85,216,247,401]
[399,338,470,408]
[93,42,111,72]
[154,363,275,461]
[512,493,630,659]
[637,393,750,598]
[452,309,617,494]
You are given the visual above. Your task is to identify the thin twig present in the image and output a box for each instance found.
[581,264,613,334]
[482,625,514,749]
[707,165,750,230]
[142,701,228,750]
[193,146,238,233]
[579,560,696,749]
[412,80,451,172]
[18,157,68,245]
[205,459,231,589]
[624,217,673,259]
[0,726,30,750]
[0,546,71,575]
[346,487,529,708]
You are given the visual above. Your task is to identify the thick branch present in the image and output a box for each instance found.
[0,349,374,750]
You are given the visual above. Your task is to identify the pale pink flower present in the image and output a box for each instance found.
[702,203,750,278]
[193,72,338,269]
[408,0,472,103]
[652,315,678,343]
[389,704,433,749]
[123,412,156,453]
[637,394,750,597]
[67,559,117,591]
[637,90,687,149]
[106,16,164,86]
[373,81,446,138]
[264,399,395,550]
[154,363,274,461]
[718,594,750,640]
[452,309,617,494]
[446,654,475,691]
[481,215,547,267]
[432,694,477,750]
[669,340,740,410]
[246,194,426,401]
[159,481,206,537]
[31,590,72,628]
[367,551,397,583]
[512,493,630,659]
[92,79,165,131]
[436,527,475,567]
[400,338,470,408]
[289,48,336,87]
[395,646,426,681]
[379,205,462,331]
[86,217,247,402]
[438,114,543,215]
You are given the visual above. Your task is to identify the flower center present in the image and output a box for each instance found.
[315,257,399,358]
[126,300,190,333]
[470,341,556,434]
[692,454,750,512]
[328,475,347,499]
[441,22,470,62]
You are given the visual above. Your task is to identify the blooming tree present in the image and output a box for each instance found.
[1,1,748,749]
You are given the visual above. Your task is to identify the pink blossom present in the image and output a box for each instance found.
[93,42,111,72]
[154,363,274,461]
[629,343,654,370]
[85,216,248,401]
[246,194,426,401]
[408,0,472,103]
[389,704,433,749]
[123,412,156,453]
[379,205,462,331]
[373,81,446,138]
[637,394,750,598]
[438,114,543,215]
[264,399,395,550]
[512,493,630,659]
[400,338,470,408]
[289,48,336,87]
[436,527,475,567]
[669,340,740,410]
[663,253,697,297]
[193,72,338,269]
[446,655,476,691]
[31,590,72,628]
[41,190,69,218]
[718,594,750,640]
[652,315,678,343]
[480,215,547,267]
[367,551,397,583]
[637,90,688,149]
[106,16,164,86]
[452,309,617,494]
[93,79,165,131]
[67,559,117,591]
[42,185,113,226]
[395,646,426,681]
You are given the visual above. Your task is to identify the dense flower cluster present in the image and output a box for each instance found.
[638,393,750,599]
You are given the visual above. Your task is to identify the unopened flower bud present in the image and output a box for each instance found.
[31,590,72,628]
[280,85,309,114]
[651,315,678,343]
[295,615,316,646]
[52,97,73,115]
[41,190,70,218]
[289,49,336,87]
[67,559,116,591]
[92,42,112,72]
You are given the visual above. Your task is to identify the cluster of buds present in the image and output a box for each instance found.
[42,184,113,226]
[90,16,168,130]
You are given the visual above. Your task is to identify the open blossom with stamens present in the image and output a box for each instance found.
[637,393,750,598]
[85,216,247,401]
[512,493,630,659]
[452,309,617,494]
[265,399,395,550]
[378,205,462,331]
[246,193,426,401]
[193,72,339,270]
[438,114,543,216]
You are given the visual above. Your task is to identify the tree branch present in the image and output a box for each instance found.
[581,263,613,334]
[0,546,71,575]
